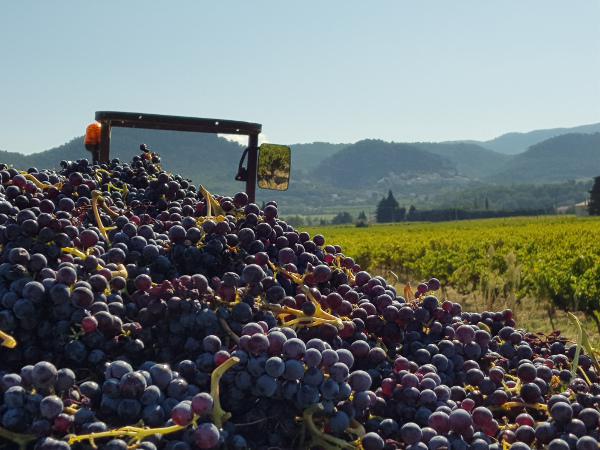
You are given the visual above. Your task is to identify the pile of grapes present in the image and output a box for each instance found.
[0,146,599,450]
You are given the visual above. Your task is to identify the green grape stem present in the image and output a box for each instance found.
[268,263,343,329]
[210,356,240,428]
[0,329,17,348]
[198,185,225,217]
[302,403,358,450]
[0,426,38,450]
[91,191,111,242]
[567,312,600,375]
[568,312,583,380]
[501,401,548,411]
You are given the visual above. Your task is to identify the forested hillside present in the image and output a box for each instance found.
[488,133,600,184]
[290,142,349,174]
[411,142,511,179]
[311,139,457,189]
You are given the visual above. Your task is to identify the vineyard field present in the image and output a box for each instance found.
[303,215,600,339]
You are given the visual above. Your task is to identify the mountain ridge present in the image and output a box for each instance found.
[487,132,600,184]
[444,122,600,155]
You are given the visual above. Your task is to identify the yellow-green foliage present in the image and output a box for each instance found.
[303,216,600,316]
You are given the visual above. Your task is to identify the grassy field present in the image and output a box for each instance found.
[299,216,600,347]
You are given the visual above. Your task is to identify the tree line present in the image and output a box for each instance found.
[375,190,567,223]
[284,182,600,227]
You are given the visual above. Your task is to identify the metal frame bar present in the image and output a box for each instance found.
[94,111,262,202]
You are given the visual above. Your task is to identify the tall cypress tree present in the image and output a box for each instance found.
[375,195,389,223]
[386,190,399,222]
[376,190,405,222]
[589,176,600,216]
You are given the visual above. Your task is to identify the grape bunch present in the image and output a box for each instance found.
[0,145,599,450]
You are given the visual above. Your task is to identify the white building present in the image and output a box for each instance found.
[575,200,589,217]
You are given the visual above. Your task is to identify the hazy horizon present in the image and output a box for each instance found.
[1,121,599,157]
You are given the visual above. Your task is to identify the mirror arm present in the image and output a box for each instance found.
[235,147,250,182]
[235,141,259,203]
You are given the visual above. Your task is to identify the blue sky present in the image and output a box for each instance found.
[1,1,598,154]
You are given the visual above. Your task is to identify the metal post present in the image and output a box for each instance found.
[246,134,259,204]
[99,120,111,165]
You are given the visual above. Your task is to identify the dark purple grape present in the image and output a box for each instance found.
[428,411,450,433]
[361,432,385,450]
[448,408,472,432]
[56,266,77,286]
[254,374,277,397]
[328,410,350,434]
[455,324,475,344]
[282,338,306,360]
[576,436,600,450]
[191,392,213,415]
[550,401,574,422]
[265,357,285,378]
[171,400,194,426]
[329,364,349,384]
[31,362,58,389]
[348,370,372,391]
[400,422,422,445]
[39,395,63,420]
[120,371,147,398]
[535,422,558,445]
[105,360,133,380]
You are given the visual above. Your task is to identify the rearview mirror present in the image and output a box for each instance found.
[257,144,290,191]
